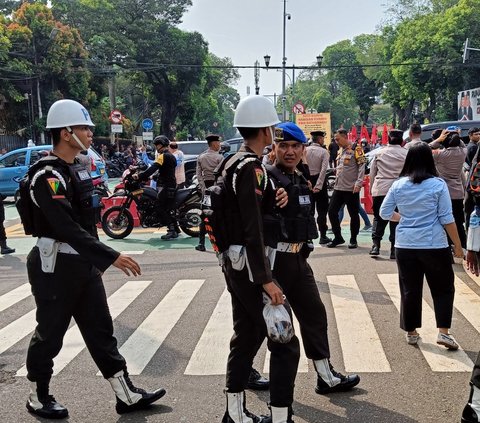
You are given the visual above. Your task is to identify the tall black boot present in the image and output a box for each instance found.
[0,239,15,254]
[462,382,480,423]
[161,224,179,240]
[26,380,68,419]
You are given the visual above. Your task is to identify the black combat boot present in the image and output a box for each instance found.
[314,359,360,394]
[222,391,271,423]
[462,382,480,423]
[0,240,15,254]
[26,381,68,419]
[319,235,332,245]
[326,236,345,248]
[161,224,179,240]
[108,370,166,414]
[247,367,269,390]
[369,240,380,256]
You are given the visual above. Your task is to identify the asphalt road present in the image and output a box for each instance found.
[0,201,477,423]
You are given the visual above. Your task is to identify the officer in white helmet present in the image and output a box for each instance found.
[23,99,165,419]
[219,95,300,423]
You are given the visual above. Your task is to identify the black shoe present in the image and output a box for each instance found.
[327,237,345,248]
[26,394,69,419]
[390,249,396,260]
[1,246,15,254]
[315,367,360,395]
[223,412,271,423]
[116,388,166,415]
[319,236,332,245]
[247,368,269,391]
[348,240,358,249]
[195,244,206,252]
[161,231,178,241]
[369,245,380,256]
[462,402,480,423]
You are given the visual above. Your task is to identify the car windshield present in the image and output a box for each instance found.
[177,142,208,155]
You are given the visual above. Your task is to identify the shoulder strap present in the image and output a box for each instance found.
[265,164,293,188]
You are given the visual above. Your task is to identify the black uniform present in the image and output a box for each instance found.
[222,147,300,408]
[265,164,330,360]
[26,155,126,384]
[138,150,177,226]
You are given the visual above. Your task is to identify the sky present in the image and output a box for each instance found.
[180,0,388,102]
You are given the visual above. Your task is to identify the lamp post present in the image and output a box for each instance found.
[254,60,260,95]
[281,0,290,122]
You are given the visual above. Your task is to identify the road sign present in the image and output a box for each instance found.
[293,101,305,114]
[109,110,123,124]
[142,131,153,141]
[111,124,123,133]
[142,118,153,130]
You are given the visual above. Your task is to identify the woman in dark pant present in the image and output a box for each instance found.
[380,143,463,348]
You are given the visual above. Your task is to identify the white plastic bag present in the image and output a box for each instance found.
[262,293,294,343]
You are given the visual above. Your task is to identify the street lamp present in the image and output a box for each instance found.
[264,54,271,68]
[316,55,323,67]
[281,0,290,121]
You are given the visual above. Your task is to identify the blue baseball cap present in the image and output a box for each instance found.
[446,125,460,131]
[275,122,308,144]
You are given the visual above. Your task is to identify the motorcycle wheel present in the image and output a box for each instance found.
[179,203,202,237]
[101,206,134,239]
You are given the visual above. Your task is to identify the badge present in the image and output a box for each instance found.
[299,195,311,205]
[255,168,264,187]
[47,178,60,194]
[77,170,90,181]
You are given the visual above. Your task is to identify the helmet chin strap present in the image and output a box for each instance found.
[66,126,88,151]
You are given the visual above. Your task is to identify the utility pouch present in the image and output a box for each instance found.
[301,241,315,259]
[37,237,59,273]
[228,245,246,271]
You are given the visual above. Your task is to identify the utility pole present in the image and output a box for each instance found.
[281,0,288,121]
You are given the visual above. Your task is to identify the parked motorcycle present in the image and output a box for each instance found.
[92,175,111,198]
[326,168,336,197]
[101,170,202,239]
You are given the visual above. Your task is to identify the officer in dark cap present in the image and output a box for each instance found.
[264,122,360,421]
[195,134,223,251]
[306,130,331,244]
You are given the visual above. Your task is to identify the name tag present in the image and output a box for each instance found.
[77,170,90,181]
[299,195,310,205]
[202,195,211,207]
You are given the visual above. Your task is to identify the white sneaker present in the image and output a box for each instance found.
[437,333,459,350]
[406,332,420,345]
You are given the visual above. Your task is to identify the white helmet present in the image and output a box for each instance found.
[233,96,280,128]
[46,99,95,129]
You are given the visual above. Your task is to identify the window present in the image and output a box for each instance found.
[0,152,26,167]
[30,150,49,166]
[177,142,208,155]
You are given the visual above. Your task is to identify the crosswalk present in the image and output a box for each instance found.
[1,273,479,379]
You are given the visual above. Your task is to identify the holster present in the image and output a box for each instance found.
[36,237,59,273]
[300,241,314,259]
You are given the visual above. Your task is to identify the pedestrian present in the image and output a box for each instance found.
[23,99,165,419]
[327,129,366,249]
[134,136,178,240]
[328,137,339,168]
[220,95,299,423]
[0,194,15,254]
[380,142,463,348]
[369,129,407,259]
[267,122,360,404]
[305,130,331,244]
[195,134,223,252]
[169,141,186,188]
[464,128,480,230]
[404,123,423,149]
[429,128,467,249]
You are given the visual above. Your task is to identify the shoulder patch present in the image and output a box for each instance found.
[255,168,264,187]
[47,178,60,194]
[155,154,164,165]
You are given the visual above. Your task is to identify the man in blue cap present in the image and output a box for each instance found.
[262,122,360,422]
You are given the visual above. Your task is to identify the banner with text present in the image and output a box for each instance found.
[295,113,332,145]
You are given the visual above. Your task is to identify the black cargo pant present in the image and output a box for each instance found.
[224,260,300,408]
[274,251,330,359]
[158,186,176,228]
[26,248,126,383]
[328,190,360,241]
[198,181,214,246]
[396,247,455,331]
[372,195,397,246]
[309,175,329,238]
[0,197,6,241]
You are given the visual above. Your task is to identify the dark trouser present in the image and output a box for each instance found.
[274,251,330,359]
[329,157,336,168]
[396,248,455,331]
[372,196,397,246]
[26,248,126,383]
[198,181,214,246]
[224,260,300,407]
[466,191,475,231]
[158,186,176,228]
[451,199,467,249]
[328,190,360,241]
[309,175,329,237]
[0,199,6,241]
[471,352,480,388]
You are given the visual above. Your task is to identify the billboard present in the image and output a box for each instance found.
[295,113,332,145]
[458,88,480,120]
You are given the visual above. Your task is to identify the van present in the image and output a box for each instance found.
[0,145,107,198]
[403,120,480,143]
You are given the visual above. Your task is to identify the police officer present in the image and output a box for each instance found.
[305,130,331,244]
[266,123,359,421]
[195,134,223,252]
[369,129,407,259]
[24,99,165,419]
[0,194,14,254]
[327,129,366,248]
[221,95,299,423]
[135,135,178,240]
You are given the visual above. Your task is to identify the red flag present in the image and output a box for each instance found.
[381,123,388,145]
[360,125,370,143]
[351,125,358,141]
[371,125,378,144]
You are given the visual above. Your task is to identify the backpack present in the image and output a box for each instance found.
[16,156,60,235]
[202,152,267,257]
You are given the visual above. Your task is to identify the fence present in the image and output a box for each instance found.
[0,135,28,152]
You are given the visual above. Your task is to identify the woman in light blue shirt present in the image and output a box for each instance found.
[380,143,463,349]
